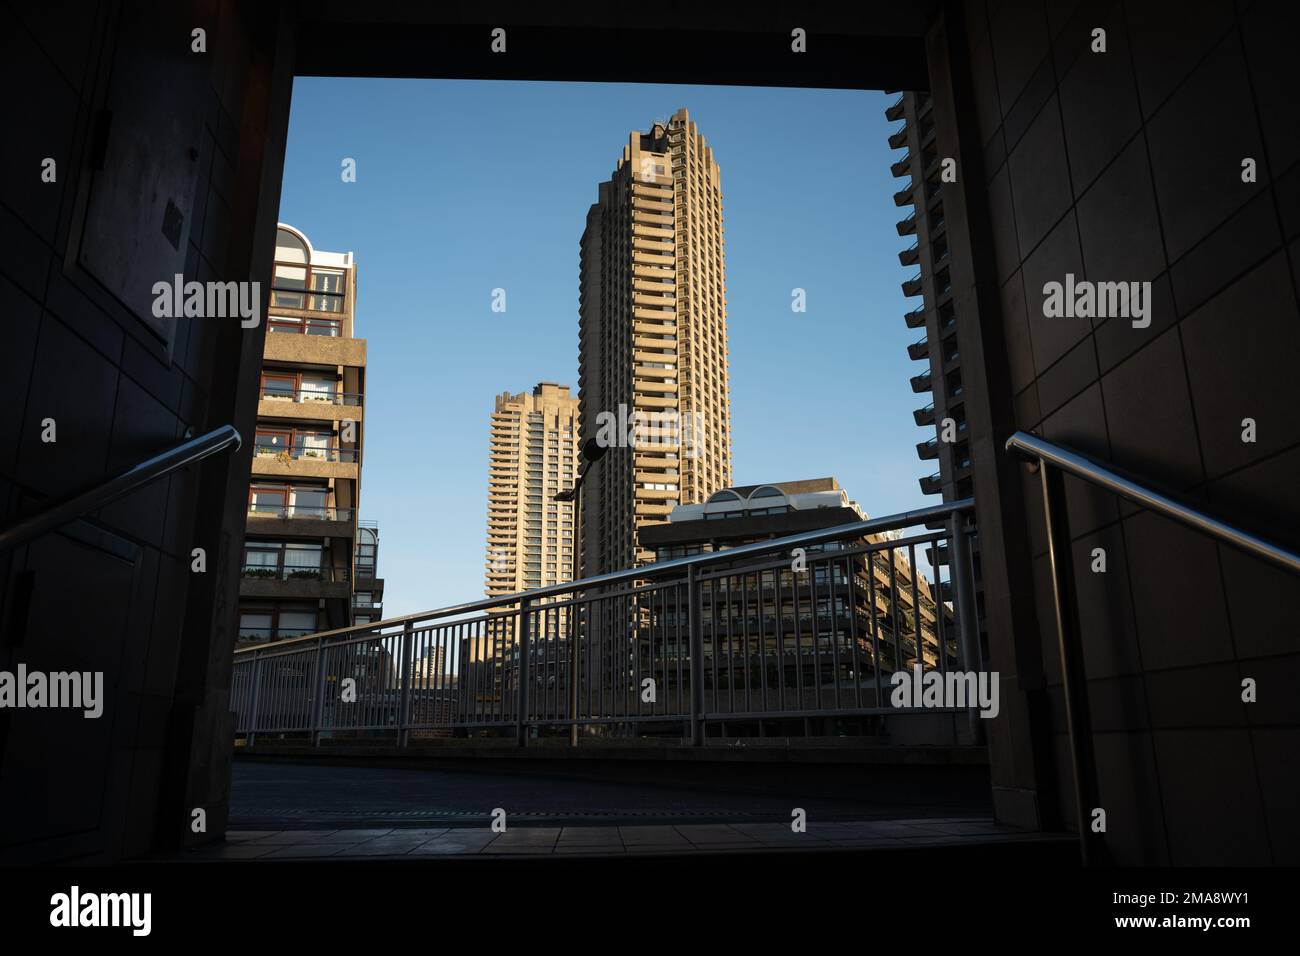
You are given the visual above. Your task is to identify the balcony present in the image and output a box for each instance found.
[888,127,909,150]
[250,442,359,480]
[904,306,926,329]
[893,184,915,207]
[898,241,919,267]
[238,564,351,600]
[258,387,364,423]
[268,315,342,336]
[914,402,935,427]
[896,211,916,236]
[890,153,911,178]
[237,626,316,645]
[919,115,936,145]
[917,436,939,460]
[264,320,366,368]
[910,369,932,394]
[885,94,905,122]
[245,504,355,538]
[919,471,943,496]
[902,272,924,297]
[907,335,930,361]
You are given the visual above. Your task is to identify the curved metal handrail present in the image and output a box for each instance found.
[1006,431,1300,575]
[0,424,242,554]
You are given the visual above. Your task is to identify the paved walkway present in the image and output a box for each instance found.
[229,759,990,828]
[193,818,1057,860]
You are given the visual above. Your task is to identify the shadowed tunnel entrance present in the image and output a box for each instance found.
[2,0,1298,868]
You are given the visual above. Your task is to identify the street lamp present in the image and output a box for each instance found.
[554,436,607,745]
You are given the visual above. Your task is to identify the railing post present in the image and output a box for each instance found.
[247,653,262,748]
[1040,465,1107,866]
[569,595,580,747]
[397,622,413,749]
[687,564,704,746]
[310,638,326,747]
[516,599,531,747]
[949,511,981,743]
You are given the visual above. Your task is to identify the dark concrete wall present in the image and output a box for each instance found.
[0,0,292,863]
[937,0,1300,863]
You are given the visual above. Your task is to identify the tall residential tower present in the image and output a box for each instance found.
[578,108,732,577]
[484,383,580,597]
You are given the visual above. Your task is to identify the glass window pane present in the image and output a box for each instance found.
[262,377,295,399]
[239,613,273,641]
[243,544,281,567]
[290,488,327,512]
[309,293,343,313]
[296,432,331,458]
[249,490,285,513]
[284,543,322,570]
[305,317,338,335]
[299,377,336,402]
[274,228,309,264]
[278,612,317,634]
[273,264,307,290]
[311,269,345,294]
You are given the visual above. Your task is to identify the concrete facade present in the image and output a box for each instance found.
[579,109,733,577]
[485,383,580,597]
[239,223,367,645]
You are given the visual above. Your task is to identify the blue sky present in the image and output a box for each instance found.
[278,78,925,619]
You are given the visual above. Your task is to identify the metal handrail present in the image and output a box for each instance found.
[0,425,241,554]
[1006,431,1300,574]
[234,497,976,656]
[1007,429,1299,867]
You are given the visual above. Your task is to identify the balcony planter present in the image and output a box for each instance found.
[241,568,277,578]
[287,569,324,580]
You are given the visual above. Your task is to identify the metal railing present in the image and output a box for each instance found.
[1007,430,1300,865]
[268,316,342,336]
[240,564,351,583]
[232,499,982,748]
[252,442,358,463]
[0,425,241,554]
[247,504,355,522]
[259,388,363,406]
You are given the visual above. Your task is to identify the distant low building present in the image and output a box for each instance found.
[638,478,954,712]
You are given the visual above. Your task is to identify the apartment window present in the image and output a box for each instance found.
[270,230,347,314]
[253,427,352,462]
[239,603,319,642]
[241,540,324,577]
[259,371,342,405]
[247,483,335,520]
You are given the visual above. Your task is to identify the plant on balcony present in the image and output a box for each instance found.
[302,450,324,459]
[287,569,324,580]
[241,567,277,578]
[275,450,293,463]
